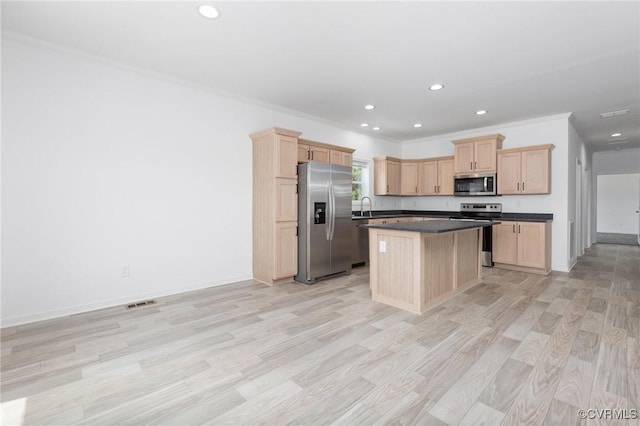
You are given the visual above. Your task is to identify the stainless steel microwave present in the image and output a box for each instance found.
[454,173,497,196]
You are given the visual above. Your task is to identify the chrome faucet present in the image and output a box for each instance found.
[360,196,372,218]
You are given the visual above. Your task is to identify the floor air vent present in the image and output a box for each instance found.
[126,300,156,309]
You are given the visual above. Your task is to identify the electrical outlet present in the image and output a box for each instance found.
[379,241,386,253]
[121,265,130,278]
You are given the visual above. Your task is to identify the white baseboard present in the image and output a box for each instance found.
[0,274,253,328]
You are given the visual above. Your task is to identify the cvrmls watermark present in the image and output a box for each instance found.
[577,409,639,420]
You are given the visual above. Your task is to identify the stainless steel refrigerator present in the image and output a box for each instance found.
[296,162,352,284]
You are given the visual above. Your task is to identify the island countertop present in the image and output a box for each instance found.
[363,219,499,233]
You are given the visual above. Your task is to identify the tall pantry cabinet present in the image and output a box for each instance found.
[251,127,301,285]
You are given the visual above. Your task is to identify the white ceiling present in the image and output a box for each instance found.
[3,1,639,151]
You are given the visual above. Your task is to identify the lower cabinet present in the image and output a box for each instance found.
[274,222,298,280]
[368,217,413,225]
[492,221,551,274]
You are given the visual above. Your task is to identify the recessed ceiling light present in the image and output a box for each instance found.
[413,123,422,128]
[198,4,220,19]
[373,127,381,131]
[361,123,369,127]
[364,104,375,110]
[429,84,444,91]
[599,109,630,118]
[610,132,623,137]
[475,110,488,115]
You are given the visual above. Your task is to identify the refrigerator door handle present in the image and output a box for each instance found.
[332,183,337,240]
[326,184,332,240]
[329,183,335,240]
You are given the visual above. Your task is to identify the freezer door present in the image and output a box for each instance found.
[305,162,332,281]
[329,164,353,274]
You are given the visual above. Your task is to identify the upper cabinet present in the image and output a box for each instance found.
[330,149,353,167]
[418,156,454,196]
[374,157,401,195]
[297,142,310,163]
[497,145,554,195]
[298,138,354,166]
[374,156,454,197]
[452,134,504,175]
[341,152,353,167]
[400,161,419,195]
[310,146,329,163]
[276,134,299,179]
[372,134,553,198]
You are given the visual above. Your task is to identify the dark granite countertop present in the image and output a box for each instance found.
[352,210,552,222]
[363,219,499,233]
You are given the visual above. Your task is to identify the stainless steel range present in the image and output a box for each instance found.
[451,203,502,266]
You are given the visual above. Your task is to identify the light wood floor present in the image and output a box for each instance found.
[1,243,639,425]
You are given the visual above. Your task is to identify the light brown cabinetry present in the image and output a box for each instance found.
[297,143,310,163]
[368,217,413,225]
[274,222,298,280]
[374,157,401,195]
[368,226,482,314]
[375,156,453,197]
[275,179,298,222]
[310,146,329,163]
[329,149,342,165]
[418,156,454,195]
[297,141,328,163]
[251,127,301,285]
[492,220,551,275]
[497,145,554,195]
[401,162,419,195]
[330,149,353,167]
[298,139,355,166]
[452,134,504,175]
[341,152,353,167]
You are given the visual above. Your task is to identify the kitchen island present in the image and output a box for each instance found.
[366,220,498,314]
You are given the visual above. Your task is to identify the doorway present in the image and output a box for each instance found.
[596,173,640,245]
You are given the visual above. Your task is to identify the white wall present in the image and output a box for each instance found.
[593,148,640,175]
[590,148,640,243]
[567,118,591,262]
[400,115,571,272]
[596,174,640,234]
[1,36,400,326]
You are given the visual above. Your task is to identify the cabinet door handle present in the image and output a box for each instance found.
[522,182,525,191]
[437,185,440,193]
[307,150,310,160]
[387,184,389,192]
[434,185,437,193]
[311,151,314,160]
[512,224,516,233]
[518,224,521,233]
[474,161,477,170]
[470,161,473,170]
[415,186,417,193]
[517,182,520,191]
